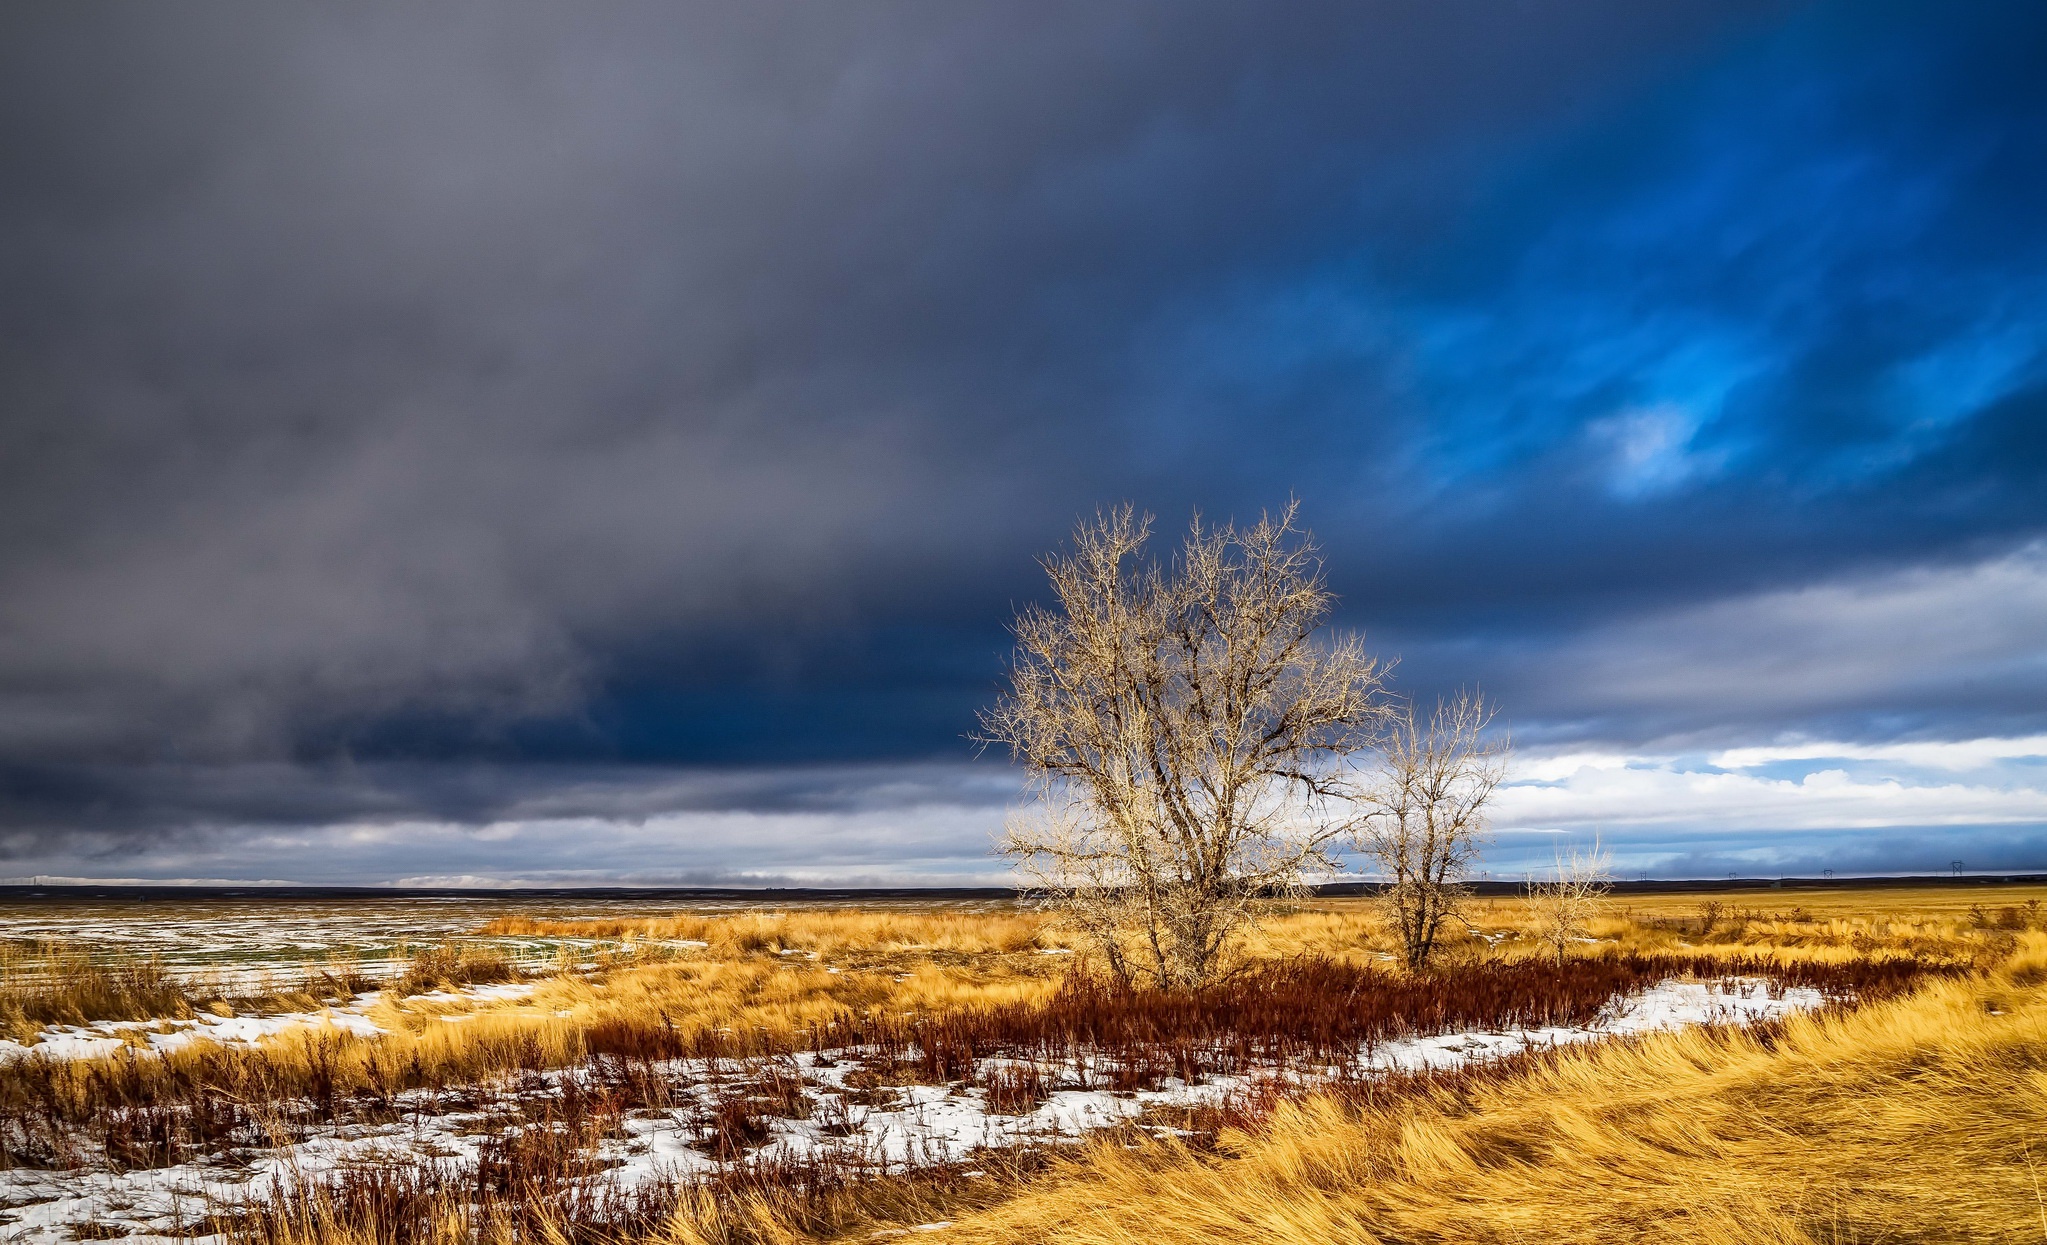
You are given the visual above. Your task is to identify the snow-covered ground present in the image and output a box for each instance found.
[0,899,539,987]
[0,977,1822,1243]
[0,895,969,988]
[0,982,539,1064]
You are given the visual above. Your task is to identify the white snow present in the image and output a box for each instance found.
[0,981,543,1065]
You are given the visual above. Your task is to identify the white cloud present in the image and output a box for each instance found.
[1499,736,2047,834]
[1709,734,2047,771]
[9,796,1016,889]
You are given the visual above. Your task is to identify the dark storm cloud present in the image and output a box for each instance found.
[0,0,2043,872]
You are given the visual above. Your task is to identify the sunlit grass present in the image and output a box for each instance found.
[4,884,2041,1243]
[480,907,1057,962]
[923,932,2047,1245]
[0,942,193,1038]
[0,940,386,1041]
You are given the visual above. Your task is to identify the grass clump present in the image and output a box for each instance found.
[481,908,1056,969]
[0,942,193,1038]
[394,942,521,997]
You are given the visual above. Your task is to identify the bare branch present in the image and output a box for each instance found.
[980,503,1391,987]
[1524,838,1614,966]
[1354,689,1509,969]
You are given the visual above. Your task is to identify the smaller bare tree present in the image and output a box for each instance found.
[1355,690,1508,969]
[1524,839,1613,965]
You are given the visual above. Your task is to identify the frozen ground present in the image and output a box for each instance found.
[0,982,538,1064]
[0,896,985,987]
[0,977,1822,1243]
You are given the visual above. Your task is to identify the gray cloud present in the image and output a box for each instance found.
[4,2,2045,878]
[0,2,1770,770]
[1442,539,2047,749]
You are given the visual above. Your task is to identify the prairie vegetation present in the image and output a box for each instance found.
[0,943,191,1037]
[392,941,521,995]
[0,886,2034,1243]
[478,908,1054,963]
[935,937,2047,1245]
[0,939,383,1041]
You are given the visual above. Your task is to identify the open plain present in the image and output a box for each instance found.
[0,883,2035,1244]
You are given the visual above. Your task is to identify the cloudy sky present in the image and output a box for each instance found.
[2,1,2043,885]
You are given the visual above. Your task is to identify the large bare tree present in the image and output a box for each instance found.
[1356,690,1509,969]
[981,503,1389,988]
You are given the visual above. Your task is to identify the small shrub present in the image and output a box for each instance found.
[695,1091,774,1157]
[300,953,379,1002]
[982,1062,1050,1115]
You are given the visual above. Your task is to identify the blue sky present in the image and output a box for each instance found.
[0,1,2042,883]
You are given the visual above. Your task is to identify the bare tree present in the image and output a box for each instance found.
[1357,690,1508,969]
[980,503,1390,988]
[1524,839,1613,965]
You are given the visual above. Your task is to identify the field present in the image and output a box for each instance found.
[0,884,2037,1243]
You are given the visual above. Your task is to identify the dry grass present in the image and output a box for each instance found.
[920,934,2047,1245]
[7,885,2040,1244]
[210,943,2037,1245]
[0,941,381,1043]
[1246,886,2035,970]
[0,942,193,1038]
[481,908,1055,965]
[230,1146,1054,1245]
[482,887,2012,1004]
[210,952,1946,1245]
[0,930,1070,1153]
[0,889,2003,1129]
[392,941,521,996]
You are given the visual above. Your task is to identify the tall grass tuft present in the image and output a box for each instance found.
[0,941,192,1037]
[394,942,521,997]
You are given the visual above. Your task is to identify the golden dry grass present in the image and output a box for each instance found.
[0,935,390,1042]
[481,884,2024,988]
[0,912,1076,1115]
[481,907,1056,963]
[12,886,2015,1098]
[15,885,2045,1245]
[0,941,193,1037]
[899,933,2047,1245]
[1239,884,2025,971]
[229,894,2047,1245]
[3,885,2012,1045]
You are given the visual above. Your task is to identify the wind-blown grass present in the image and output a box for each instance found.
[926,938,2047,1245]
[392,941,520,996]
[481,908,1055,964]
[0,943,192,1037]
[0,939,384,1041]
[210,945,2035,1245]
[2,886,2035,1243]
